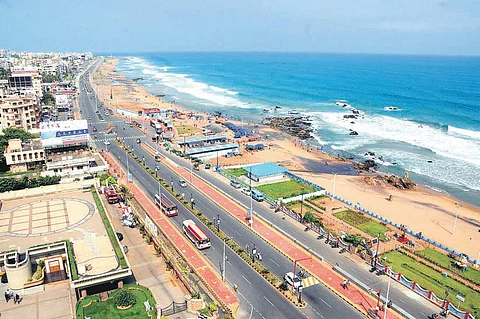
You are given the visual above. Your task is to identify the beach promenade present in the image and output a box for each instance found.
[102,152,239,314]
[141,144,402,319]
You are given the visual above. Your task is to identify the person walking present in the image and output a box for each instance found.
[12,294,16,304]
[15,294,19,304]
[4,291,8,303]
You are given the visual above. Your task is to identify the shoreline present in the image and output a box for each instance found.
[94,57,480,257]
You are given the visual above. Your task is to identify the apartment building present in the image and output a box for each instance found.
[0,94,40,130]
[4,138,45,172]
[8,69,42,94]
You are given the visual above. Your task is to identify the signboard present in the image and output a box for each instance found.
[38,120,89,148]
[456,295,465,303]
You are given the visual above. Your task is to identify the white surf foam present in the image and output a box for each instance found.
[124,57,252,109]
[448,125,480,140]
[317,111,480,167]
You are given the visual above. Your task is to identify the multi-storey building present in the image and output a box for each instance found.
[4,138,45,172]
[0,94,40,130]
[8,69,42,94]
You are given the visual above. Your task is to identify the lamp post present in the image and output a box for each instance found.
[332,173,337,201]
[216,214,221,232]
[249,166,253,228]
[374,233,380,267]
[452,202,462,235]
[292,256,311,295]
[126,147,130,182]
[300,187,305,222]
[221,236,231,282]
[384,267,391,319]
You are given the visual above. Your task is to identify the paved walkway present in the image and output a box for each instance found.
[154,149,403,319]
[103,152,239,314]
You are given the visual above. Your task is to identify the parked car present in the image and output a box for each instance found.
[230,180,241,189]
[116,232,124,241]
[241,188,251,196]
[284,272,302,289]
[251,190,264,202]
[179,179,187,187]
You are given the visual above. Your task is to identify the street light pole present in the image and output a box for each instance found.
[126,147,130,182]
[332,173,337,201]
[249,166,253,228]
[300,187,305,222]
[452,202,462,235]
[384,267,391,319]
[222,237,227,282]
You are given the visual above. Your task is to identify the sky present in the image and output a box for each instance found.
[0,0,479,55]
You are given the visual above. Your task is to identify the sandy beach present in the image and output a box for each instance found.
[94,58,480,258]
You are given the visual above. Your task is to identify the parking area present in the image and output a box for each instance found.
[102,196,191,312]
[0,281,73,319]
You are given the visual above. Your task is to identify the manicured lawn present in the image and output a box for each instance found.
[382,251,479,315]
[226,167,248,177]
[256,179,317,200]
[333,209,388,241]
[91,187,128,269]
[77,285,156,319]
[306,195,327,210]
[177,125,201,135]
[287,201,323,216]
[418,248,480,285]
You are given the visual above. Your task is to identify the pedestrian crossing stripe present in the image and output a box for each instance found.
[97,135,145,142]
[301,276,320,288]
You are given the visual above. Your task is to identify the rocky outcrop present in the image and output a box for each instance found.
[383,173,416,190]
[262,116,313,139]
[355,159,377,171]
[349,130,359,136]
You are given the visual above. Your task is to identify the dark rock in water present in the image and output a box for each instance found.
[384,172,416,190]
[364,151,376,156]
[355,159,377,171]
[350,121,355,124]
[427,160,433,163]
[349,131,359,136]
[343,114,357,119]
[378,156,384,161]
[261,116,313,139]
[352,109,360,115]
[392,162,397,165]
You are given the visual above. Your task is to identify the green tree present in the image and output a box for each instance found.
[114,290,136,307]
[0,67,11,80]
[0,128,38,172]
[40,72,62,83]
[303,211,315,223]
[40,90,54,105]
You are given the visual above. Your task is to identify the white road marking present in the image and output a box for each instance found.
[263,296,274,307]
[242,275,251,284]
[319,297,332,308]
[269,258,280,267]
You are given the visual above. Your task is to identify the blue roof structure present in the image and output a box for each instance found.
[248,162,287,178]
[178,136,227,147]
[186,143,238,156]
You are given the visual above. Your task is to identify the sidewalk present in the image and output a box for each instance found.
[158,151,403,319]
[103,152,239,314]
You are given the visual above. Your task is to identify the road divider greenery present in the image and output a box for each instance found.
[116,140,306,308]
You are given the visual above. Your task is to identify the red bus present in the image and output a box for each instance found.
[154,194,178,217]
[182,220,211,249]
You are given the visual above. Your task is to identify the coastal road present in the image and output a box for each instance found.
[79,67,365,318]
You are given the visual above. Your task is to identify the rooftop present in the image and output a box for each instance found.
[248,162,288,178]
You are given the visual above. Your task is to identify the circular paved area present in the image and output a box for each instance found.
[0,198,95,237]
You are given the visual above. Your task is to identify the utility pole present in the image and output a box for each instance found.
[374,233,380,267]
[300,187,305,222]
[126,147,130,182]
[221,237,227,282]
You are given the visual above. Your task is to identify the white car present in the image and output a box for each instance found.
[284,272,302,289]
[242,188,251,196]
[178,179,187,188]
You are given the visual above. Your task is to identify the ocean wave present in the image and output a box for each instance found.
[448,125,480,140]
[315,111,480,167]
[122,57,253,109]
[383,106,402,111]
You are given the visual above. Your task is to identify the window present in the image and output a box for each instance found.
[34,153,38,159]
[29,153,32,160]
[11,155,15,162]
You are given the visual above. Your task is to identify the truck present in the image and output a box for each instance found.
[104,185,120,204]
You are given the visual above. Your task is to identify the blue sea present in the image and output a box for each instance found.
[112,52,480,207]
